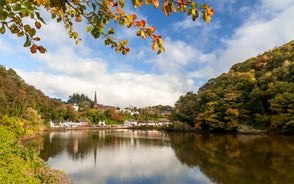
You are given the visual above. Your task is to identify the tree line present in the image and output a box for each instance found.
[169,40,294,133]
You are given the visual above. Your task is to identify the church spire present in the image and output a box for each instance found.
[94,91,98,108]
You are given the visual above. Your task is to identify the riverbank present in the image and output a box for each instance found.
[48,122,293,134]
[0,126,73,183]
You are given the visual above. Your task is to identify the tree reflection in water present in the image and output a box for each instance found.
[24,130,294,184]
[168,133,294,184]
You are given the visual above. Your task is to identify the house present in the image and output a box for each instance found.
[124,119,138,127]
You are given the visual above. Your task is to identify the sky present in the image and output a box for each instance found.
[1,0,294,108]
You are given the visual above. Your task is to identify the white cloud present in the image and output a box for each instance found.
[17,45,193,107]
[154,38,214,74]
[173,17,202,30]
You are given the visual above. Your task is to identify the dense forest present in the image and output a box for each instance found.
[0,65,78,134]
[0,66,72,183]
[170,40,294,133]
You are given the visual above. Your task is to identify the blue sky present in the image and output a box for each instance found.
[1,0,294,107]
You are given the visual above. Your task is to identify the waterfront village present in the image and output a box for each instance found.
[49,92,172,129]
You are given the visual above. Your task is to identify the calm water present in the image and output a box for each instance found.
[26,130,294,184]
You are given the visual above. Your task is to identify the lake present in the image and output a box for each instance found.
[26,129,294,184]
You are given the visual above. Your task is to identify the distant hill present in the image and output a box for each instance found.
[170,40,294,133]
[0,66,71,131]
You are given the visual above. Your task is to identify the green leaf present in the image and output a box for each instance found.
[0,11,8,20]
[191,2,197,9]
[192,11,198,21]
[13,3,21,11]
[119,0,125,8]
[35,12,46,24]
[0,27,5,34]
[17,31,24,37]
[23,40,31,47]
[145,0,151,5]
[103,17,109,25]
[29,28,36,37]
[108,27,115,34]
[92,3,96,11]
[91,28,100,38]
[86,25,92,32]
[119,19,124,26]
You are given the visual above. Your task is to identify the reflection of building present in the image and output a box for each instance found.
[124,119,172,127]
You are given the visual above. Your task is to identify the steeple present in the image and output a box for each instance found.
[94,91,98,108]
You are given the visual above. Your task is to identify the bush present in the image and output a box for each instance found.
[0,126,71,183]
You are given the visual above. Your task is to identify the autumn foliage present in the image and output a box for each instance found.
[170,41,294,132]
[0,0,213,54]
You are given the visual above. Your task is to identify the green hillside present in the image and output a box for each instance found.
[0,66,72,183]
[0,66,77,134]
[170,40,294,133]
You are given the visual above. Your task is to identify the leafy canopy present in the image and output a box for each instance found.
[0,0,213,54]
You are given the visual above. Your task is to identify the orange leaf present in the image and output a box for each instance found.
[130,14,137,20]
[75,15,82,22]
[207,7,214,16]
[38,46,46,53]
[152,0,159,8]
[134,21,140,26]
[140,20,146,28]
[150,26,155,33]
[116,7,124,15]
[30,44,38,53]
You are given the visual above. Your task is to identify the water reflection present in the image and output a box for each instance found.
[32,130,212,184]
[169,133,294,184]
[26,130,294,184]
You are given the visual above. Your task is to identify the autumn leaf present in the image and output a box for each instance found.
[108,27,115,34]
[122,47,130,55]
[203,14,211,23]
[140,20,146,28]
[30,44,38,53]
[207,7,214,16]
[38,46,47,53]
[35,21,41,29]
[152,41,158,50]
[152,0,159,8]
[129,14,137,20]
[75,15,82,22]
[33,37,41,41]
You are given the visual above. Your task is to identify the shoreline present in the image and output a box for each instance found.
[46,125,293,135]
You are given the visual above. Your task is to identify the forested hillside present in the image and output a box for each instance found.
[170,41,294,133]
[0,66,75,134]
[0,66,73,182]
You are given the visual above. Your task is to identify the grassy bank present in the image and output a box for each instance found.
[0,126,72,183]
